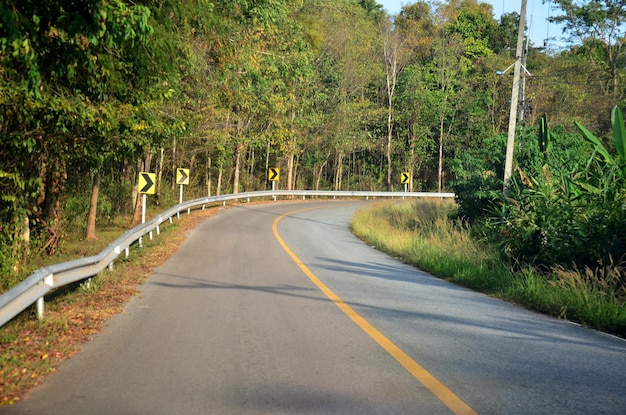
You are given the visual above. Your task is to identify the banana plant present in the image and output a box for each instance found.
[538,113,551,180]
[574,105,626,174]
[538,113,551,158]
[572,105,626,197]
[611,105,626,177]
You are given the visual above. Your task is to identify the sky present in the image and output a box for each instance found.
[377,0,566,49]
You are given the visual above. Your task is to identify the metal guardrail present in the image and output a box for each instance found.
[0,190,454,328]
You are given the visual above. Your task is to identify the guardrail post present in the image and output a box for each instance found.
[36,297,45,319]
[36,274,55,319]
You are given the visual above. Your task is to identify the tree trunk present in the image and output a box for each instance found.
[233,144,242,194]
[248,147,255,177]
[265,140,270,190]
[85,171,101,240]
[171,136,177,190]
[387,105,393,191]
[156,147,164,206]
[216,166,223,196]
[315,151,330,191]
[287,149,294,191]
[132,173,143,225]
[293,154,300,190]
[408,132,416,192]
[438,116,444,193]
[22,215,30,245]
[41,160,67,254]
[334,152,344,191]
[206,152,212,197]
[133,153,152,225]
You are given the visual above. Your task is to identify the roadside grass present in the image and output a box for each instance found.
[351,200,626,337]
[0,207,219,406]
[3,214,150,294]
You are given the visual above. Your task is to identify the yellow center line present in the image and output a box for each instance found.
[272,207,478,415]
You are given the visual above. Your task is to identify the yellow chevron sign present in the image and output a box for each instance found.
[268,168,280,181]
[138,172,156,194]
[176,168,190,185]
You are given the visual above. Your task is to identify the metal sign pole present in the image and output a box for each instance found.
[140,194,146,247]
[142,194,146,224]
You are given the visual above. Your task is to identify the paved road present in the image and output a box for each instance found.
[6,201,626,414]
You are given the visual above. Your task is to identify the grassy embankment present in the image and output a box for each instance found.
[351,199,626,337]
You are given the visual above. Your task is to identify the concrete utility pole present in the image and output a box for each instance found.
[517,36,530,122]
[503,0,527,191]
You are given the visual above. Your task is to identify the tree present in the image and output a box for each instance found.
[550,0,626,97]
[306,0,382,190]
[0,0,154,249]
[381,15,410,190]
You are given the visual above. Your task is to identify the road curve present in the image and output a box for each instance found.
[5,201,626,414]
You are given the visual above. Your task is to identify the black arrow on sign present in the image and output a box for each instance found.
[178,169,188,184]
[141,173,154,193]
[401,173,410,183]
[269,168,279,180]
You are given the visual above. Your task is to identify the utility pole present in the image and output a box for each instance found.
[517,36,530,122]
[503,0,527,192]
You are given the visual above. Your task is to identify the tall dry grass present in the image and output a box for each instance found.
[352,200,626,336]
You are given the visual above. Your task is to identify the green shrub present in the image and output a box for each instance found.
[483,109,626,271]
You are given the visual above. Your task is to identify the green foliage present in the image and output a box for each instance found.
[486,175,626,269]
[482,110,626,271]
[452,119,592,224]
[449,132,505,221]
[538,113,551,160]
[612,106,626,166]
[0,0,153,95]
[445,6,496,60]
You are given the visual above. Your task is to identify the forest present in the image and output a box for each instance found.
[2,0,626,284]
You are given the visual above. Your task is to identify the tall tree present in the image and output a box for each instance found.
[381,14,410,190]
[550,0,626,97]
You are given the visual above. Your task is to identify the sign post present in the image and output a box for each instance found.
[400,172,410,192]
[268,167,280,192]
[176,168,190,205]
[138,172,156,247]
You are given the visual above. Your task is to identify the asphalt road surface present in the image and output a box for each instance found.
[6,201,626,414]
